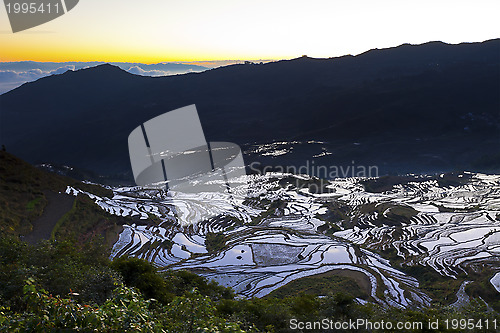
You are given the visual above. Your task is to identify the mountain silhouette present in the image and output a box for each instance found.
[0,39,499,181]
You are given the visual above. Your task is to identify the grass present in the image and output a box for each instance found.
[51,193,132,249]
[378,247,464,306]
[146,213,162,224]
[317,201,350,232]
[0,151,112,236]
[356,202,418,227]
[205,232,227,253]
[465,266,500,312]
[371,240,500,311]
[26,197,43,211]
[433,203,481,213]
[249,199,287,226]
[266,270,370,300]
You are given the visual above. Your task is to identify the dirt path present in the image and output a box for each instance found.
[23,191,75,244]
[450,280,472,310]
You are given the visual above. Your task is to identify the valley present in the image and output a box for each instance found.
[64,169,500,310]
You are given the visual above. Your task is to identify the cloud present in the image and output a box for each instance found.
[125,66,170,76]
[0,70,19,81]
[51,65,75,74]
[0,69,48,94]
[0,65,77,94]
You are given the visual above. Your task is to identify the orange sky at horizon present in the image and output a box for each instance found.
[1,0,499,63]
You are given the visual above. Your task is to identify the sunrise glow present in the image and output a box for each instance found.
[1,0,499,62]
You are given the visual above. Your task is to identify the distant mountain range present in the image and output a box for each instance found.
[0,60,273,94]
[0,61,211,95]
[0,39,499,182]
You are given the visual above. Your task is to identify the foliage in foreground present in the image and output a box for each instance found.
[0,236,499,332]
[0,279,244,332]
[2,279,499,333]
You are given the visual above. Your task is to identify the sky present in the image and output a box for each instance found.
[0,0,499,63]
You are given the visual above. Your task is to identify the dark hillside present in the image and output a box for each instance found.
[1,39,498,178]
[0,150,113,239]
